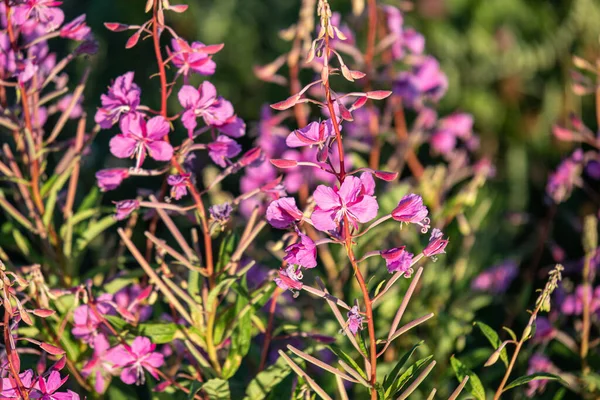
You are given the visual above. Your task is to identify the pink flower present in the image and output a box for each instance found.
[57,94,84,119]
[311,176,378,232]
[168,38,218,78]
[13,0,64,32]
[391,194,429,230]
[346,305,363,335]
[96,168,129,192]
[178,82,234,136]
[393,56,448,109]
[167,173,190,200]
[95,72,142,128]
[208,135,241,167]
[109,115,173,169]
[114,199,140,221]
[266,197,303,229]
[106,337,164,385]
[381,247,413,276]
[60,14,91,41]
[71,299,112,344]
[286,119,337,148]
[471,262,518,294]
[525,355,559,397]
[423,228,448,257]
[1,370,34,398]
[438,113,473,139]
[31,371,79,400]
[283,232,317,269]
[113,284,153,323]
[274,265,304,293]
[81,334,117,394]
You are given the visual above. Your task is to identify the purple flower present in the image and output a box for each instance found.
[31,371,79,400]
[286,120,337,148]
[311,175,378,232]
[1,370,34,398]
[284,232,317,269]
[533,317,555,342]
[382,5,404,60]
[109,114,173,169]
[430,129,457,155]
[266,197,303,229]
[81,334,117,394]
[210,202,233,222]
[471,262,518,294]
[216,116,246,138]
[114,199,140,221]
[168,38,218,78]
[113,284,153,323]
[57,94,84,119]
[60,14,91,41]
[167,173,190,200]
[561,285,600,316]
[346,305,363,335]
[95,72,142,129]
[13,0,64,32]
[525,355,558,397]
[274,265,304,293]
[208,135,242,167]
[423,228,448,257]
[546,149,583,203]
[381,247,413,276]
[107,337,164,385]
[393,56,448,109]
[95,168,129,192]
[391,194,429,229]
[178,82,234,136]
[71,299,113,344]
[438,113,474,139]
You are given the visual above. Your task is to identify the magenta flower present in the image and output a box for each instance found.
[114,199,140,221]
[393,56,448,109]
[430,129,457,155]
[274,265,304,293]
[381,247,413,276]
[346,305,363,335]
[286,119,336,148]
[31,371,79,400]
[71,299,112,344]
[311,176,378,232]
[13,0,65,32]
[471,262,518,294]
[266,197,303,229]
[109,115,173,169]
[283,232,317,269]
[438,113,474,139]
[107,337,164,385]
[391,194,429,230]
[525,355,559,397]
[167,173,190,200]
[96,168,129,192]
[1,370,34,399]
[561,285,600,316]
[57,94,84,119]
[208,135,242,167]
[178,82,234,135]
[546,149,583,203]
[95,72,142,128]
[60,14,91,41]
[209,202,233,222]
[81,334,117,394]
[423,228,448,257]
[168,38,217,78]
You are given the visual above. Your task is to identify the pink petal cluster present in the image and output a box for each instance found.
[95,72,142,129]
[106,337,165,385]
[381,247,414,276]
[283,232,317,269]
[311,175,378,232]
[266,197,304,229]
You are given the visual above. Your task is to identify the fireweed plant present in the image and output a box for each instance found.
[0,0,546,400]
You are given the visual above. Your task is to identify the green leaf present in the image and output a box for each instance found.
[388,355,433,397]
[503,373,564,392]
[188,381,203,399]
[502,326,518,342]
[328,345,367,380]
[202,378,230,400]
[244,356,292,400]
[450,356,486,400]
[137,322,180,344]
[475,321,508,367]
[74,215,116,254]
[222,278,253,379]
[374,382,385,400]
[383,341,423,393]
[104,315,129,331]
[216,232,238,273]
